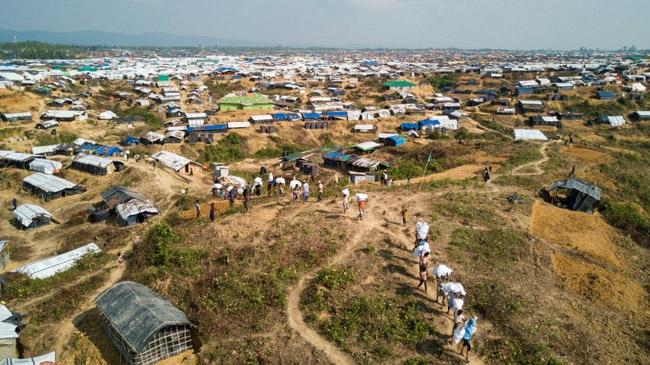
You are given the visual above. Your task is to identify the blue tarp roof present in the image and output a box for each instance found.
[272,113,291,120]
[400,122,419,130]
[324,111,348,118]
[386,135,407,146]
[302,113,322,120]
[121,136,140,145]
[324,151,351,161]
[107,147,123,156]
[418,119,440,127]
[80,142,96,151]
[187,124,228,133]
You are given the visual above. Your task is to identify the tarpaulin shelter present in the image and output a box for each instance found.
[400,122,419,131]
[12,204,53,230]
[22,173,83,201]
[72,153,124,175]
[14,243,101,279]
[0,151,35,169]
[95,281,193,365]
[547,178,601,213]
[28,158,62,174]
[91,186,158,225]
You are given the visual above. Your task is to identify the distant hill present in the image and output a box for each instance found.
[0,29,264,48]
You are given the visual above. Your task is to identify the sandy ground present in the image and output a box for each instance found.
[560,146,609,163]
[551,253,646,314]
[529,201,621,267]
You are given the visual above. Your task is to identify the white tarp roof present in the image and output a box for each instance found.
[353,124,375,131]
[0,352,56,365]
[185,112,207,119]
[14,243,101,279]
[354,141,382,151]
[227,121,251,129]
[74,153,113,168]
[12,204,52,227]
[604,115,625,126]
[0,305,12,323]
[42,110,85,119]
[98,110,117,120]
[29,159,62,174]
[0,151,33,162]
[0,322,18,340]
[151,151,191,171]
[250,114,273,122]
[23,173,79,193]
[116,199,159,220]
[514,129,548,141]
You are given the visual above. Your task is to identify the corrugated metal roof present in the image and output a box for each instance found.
[95,281,191,353]
[549,178,601,200]
[14,243,101,279]
[23,173,79,193]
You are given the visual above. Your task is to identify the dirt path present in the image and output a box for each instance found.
[54,248,130,354]
[393,164,484,185]
[286,208,381,365]
[510,141,553,176]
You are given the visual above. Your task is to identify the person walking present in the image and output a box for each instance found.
[451,309,466,343]
[400,206,408,225]
[568,164,576,178]
[267,172,274,196]
[209,202,217,222]
[228,187,238,209]
[317,181,324,201]
[460,317,478,362]
[243,186,251,212]
[302,180,310,202]
[11,198,17,211]
[357,196,367,220]
[254,176,263,197]
[194,200,201,218]
[342,188,350,214]
[416,251,430,293]
[482,167,491,183]
[117,252,124,265]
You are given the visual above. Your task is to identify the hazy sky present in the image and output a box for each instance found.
[2,0,649,49]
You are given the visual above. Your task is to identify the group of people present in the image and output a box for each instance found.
[412,220,478,362]
[340,188,368,220]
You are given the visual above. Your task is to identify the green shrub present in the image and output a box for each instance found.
[121,107,163,129]
[428,74,459,90]
[314,267,355,290]
[200,132,246,163]
[601,200,650,246]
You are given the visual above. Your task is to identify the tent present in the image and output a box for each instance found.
[0,352,56,365]
[22,173,83,201]
[547,178,601,213]
[14,243,101,279]
[12,204,53,230]
[98,110,118,120]
[513,129,548,141]
[28,159,62,174]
